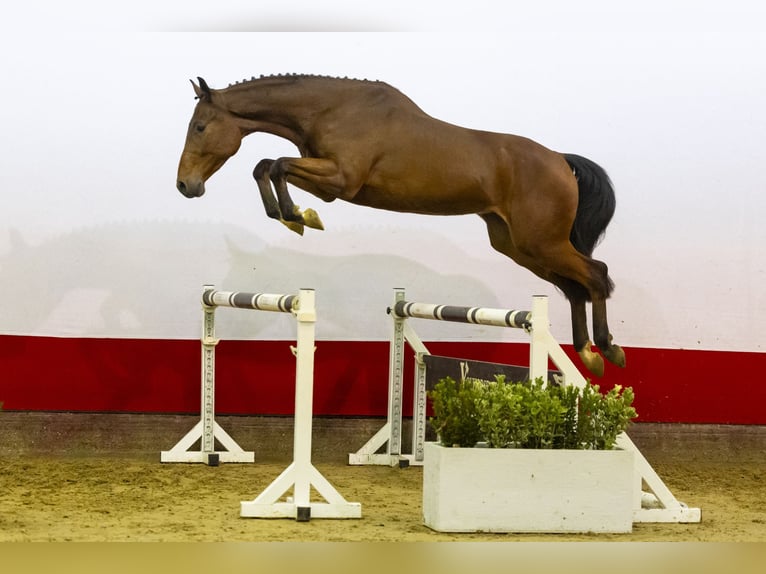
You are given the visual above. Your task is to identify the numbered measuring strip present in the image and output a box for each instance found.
[391,301,531,329]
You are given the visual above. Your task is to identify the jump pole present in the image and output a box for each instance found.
[348,288,700,525]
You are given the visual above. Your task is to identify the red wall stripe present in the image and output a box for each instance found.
[1,335,764,424]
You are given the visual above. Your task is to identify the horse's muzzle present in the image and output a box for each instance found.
[177,179,205,198]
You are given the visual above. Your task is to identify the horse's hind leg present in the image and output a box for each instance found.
[494,214,624,374]
[571,256,625,370]
[544,248,625,372]
[557,277,606,376]
[592,295,626,368]
[482,213,606,375]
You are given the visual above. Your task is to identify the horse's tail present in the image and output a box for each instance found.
[563,153,616,258]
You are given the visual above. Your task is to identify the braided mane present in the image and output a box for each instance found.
[226,74,381,88]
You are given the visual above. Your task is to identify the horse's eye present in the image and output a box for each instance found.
[195,123,206,133]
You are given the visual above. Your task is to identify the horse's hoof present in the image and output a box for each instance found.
[603,344,626,368]
[578,342,604,378]
[302,208,325,231]
[280,219,305,235]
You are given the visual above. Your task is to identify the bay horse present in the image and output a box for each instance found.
[176,75,625,377]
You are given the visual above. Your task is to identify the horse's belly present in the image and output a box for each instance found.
[351,183,488,216]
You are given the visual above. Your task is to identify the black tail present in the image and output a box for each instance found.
[564,154,616,257]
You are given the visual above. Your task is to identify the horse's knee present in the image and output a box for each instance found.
[269,157,292,183]
[253,159,272,180]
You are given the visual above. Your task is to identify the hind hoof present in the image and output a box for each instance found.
[302,208,325,231]
[578,342,604,378]
[603,344,626,368]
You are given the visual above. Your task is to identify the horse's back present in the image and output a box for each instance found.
[298,78,575,216]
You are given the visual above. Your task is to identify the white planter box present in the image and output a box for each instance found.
[423,441,634,533]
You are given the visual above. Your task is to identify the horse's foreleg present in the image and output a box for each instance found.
[253,159,283,219]
[269,157,347,232]
[253,159,305,235]
[592,297,626,369]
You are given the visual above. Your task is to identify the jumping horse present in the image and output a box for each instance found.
[176,75,625,377]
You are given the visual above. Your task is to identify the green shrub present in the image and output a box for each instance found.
[428,376,637,450]
[428,377,483,447]
[575,382,637,450]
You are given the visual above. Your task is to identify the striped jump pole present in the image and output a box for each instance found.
[391,300,532,329]
[349,288,587,468]
[201,288,296,313]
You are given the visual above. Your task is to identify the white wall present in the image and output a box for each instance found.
[1,2,764,351]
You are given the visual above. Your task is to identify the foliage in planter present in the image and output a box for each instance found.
[427,376,484,447]
[575,381,638,450]
[428,376,636,450]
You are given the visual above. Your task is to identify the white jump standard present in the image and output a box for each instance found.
[236,287,362,520]
[160,285,266,465]
[349,288,700,526]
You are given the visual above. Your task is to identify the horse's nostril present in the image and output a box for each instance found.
[177,180,187,194]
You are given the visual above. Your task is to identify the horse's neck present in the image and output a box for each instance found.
[222,79,332,140]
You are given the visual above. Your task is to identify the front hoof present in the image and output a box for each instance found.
[302,208,325,231]
[280,219,305,235]
[603,344,626,368]
[578,342,604,378]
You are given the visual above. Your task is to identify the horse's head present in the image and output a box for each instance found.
[176,77,243,198]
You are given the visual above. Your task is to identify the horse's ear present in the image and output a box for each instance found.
[191,77,212,102]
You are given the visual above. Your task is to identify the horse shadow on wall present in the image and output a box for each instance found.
[215,231,509,340]
[0,221,502,341]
